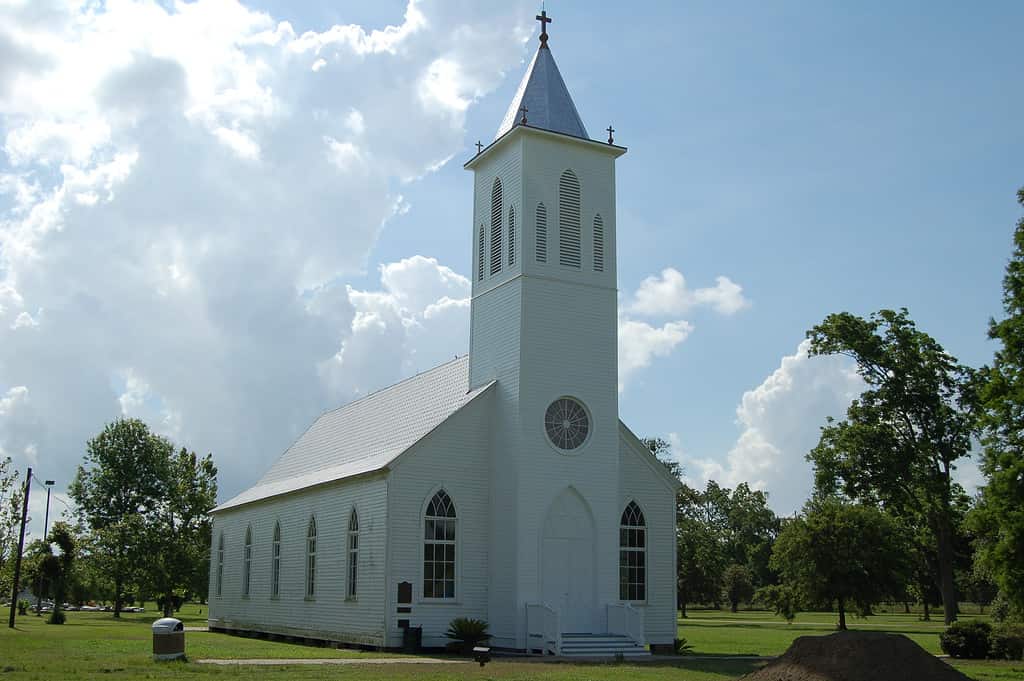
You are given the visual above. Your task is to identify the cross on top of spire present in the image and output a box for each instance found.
[536,9,552,47]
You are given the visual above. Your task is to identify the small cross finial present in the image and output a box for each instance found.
[535,9,551,46]
[475,140,483,154]
[519,105,528,125]
[606,125,615,144]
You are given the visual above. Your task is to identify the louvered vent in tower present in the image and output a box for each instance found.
[477,224,485,281]
[508,205,516,266]
[558,170,581,269]
[490,178,503,275]
[593,213,604,272]
[536,202,547,263]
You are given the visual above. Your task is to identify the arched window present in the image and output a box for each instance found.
[242,526,252,597]
[305,516,317,599]
[536,202,548,263]
[216,532,224,597]
[593,213,604,272]
[619,501,646,601]
[347,509,359,598]
[508,205,516,266]
[271,522,281,598]
[490,178,503,275]
[424,490,456,599]
[477,224,485,281]
[558,169,581,268]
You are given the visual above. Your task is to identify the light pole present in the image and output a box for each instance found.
[35,480,55,617]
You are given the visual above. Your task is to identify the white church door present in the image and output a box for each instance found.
[541,488,596,633]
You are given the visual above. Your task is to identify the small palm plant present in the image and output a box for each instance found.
[445,617,490,655]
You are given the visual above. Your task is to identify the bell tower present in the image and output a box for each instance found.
[464,13,627,647]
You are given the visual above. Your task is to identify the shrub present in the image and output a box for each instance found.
[674,637,693,655]
[990,624,1024,661]
[16,600,29,616]
[444,617,490,655]
[991,594,1011,623]
[939,620,992,659]
[48,609,66,625]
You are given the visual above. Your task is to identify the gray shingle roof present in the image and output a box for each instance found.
[213,356,492,512]
[494,44,588,141]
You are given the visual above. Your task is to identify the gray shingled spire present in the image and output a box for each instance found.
[493,41,589,141]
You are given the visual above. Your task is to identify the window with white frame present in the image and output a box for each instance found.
[508,205,516,266]
[347,509,358,598]
[242,526,252,597]
[216,531,224,597]
[423,490,456,599]
[305,517,317,598]
[271,521,281,598]
[619,501,646,601]
[558,169,581,268]
[490,178,503,275]
[536,202,548,263]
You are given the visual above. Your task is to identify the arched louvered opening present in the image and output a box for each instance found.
[347,509,359,598]
[477,224,485,281]
[271,522,281,598]
[619,501,646,601]
[242,526,252,597]
[508,205,516,266]
[536,202,548,263]
[559,170,581,268]
[424,489,457,599]
[593,213,605,272]
[216,531,224,597]
[305,516,317,599]
[490,178,503,275]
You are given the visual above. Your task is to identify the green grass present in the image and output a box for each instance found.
[1,604,1021,680]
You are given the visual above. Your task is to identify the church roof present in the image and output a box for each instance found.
[494,43,589,141]
[212,356,492,512]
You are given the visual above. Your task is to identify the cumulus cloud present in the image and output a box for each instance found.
[0,0,536,508]
[629,268,750,317]
[617,318,693,392]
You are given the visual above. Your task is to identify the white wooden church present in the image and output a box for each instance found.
[207,13,680,656]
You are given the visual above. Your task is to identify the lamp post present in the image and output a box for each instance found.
[34,480,55,617]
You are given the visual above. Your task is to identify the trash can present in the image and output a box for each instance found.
[152,617,185,661]
[402,625,422,653]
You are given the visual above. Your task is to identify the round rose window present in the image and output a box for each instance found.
[544,397,590,450]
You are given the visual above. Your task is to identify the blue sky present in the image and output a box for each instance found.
[1,1,1021,534]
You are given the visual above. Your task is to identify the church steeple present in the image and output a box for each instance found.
[493,12,588,141]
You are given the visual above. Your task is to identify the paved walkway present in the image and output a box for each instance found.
[196,657,467,666]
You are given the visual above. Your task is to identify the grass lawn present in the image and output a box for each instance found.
[0,604,1020,680]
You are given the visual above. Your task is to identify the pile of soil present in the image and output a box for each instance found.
[740,631,971,681]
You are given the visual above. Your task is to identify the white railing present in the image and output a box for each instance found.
[525,603,561,655]
[606,603,645,646]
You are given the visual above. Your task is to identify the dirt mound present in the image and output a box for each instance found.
[740,631,970,681]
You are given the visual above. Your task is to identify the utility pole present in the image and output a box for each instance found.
[8,467,31,629]
[35,479,55,616]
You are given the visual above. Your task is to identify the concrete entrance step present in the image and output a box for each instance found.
[559,633,650,658]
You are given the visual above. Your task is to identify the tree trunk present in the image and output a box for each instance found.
[935,513,959,625]
[903,601,910,614]
[163,592,173,617]
[731,599,738,613]
[837,597,847,630]
[113,578,122,619]
[922,601,930,621]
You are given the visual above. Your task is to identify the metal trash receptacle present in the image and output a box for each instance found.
[402,625,422,652]
[152,617,185,660]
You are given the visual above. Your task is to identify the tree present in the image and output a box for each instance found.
[0,456,23,597]
[770,498,911,630]
[973,187,1024,613]
[69,419,173,618]
[807,309,975,624]
[722,564,755,613]
[755,583,800,623]
[40,522,76,624]
[145,447,217,615]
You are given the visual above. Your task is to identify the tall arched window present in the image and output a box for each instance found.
[216,532,224,597]
[347,509,359,598]
[536,202,548,263]
[508,205,516,266]
[271,522,281,598]
[619,501,646,601]
[424,490,456,599]
[490,178,503,275]
[477,224,485,281]
[593,213,605,272]
[305,516,317,599]
[242,526,252,597]
[558,170,581,268]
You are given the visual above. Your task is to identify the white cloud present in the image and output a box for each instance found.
[617,318,693,392]
[629,268,750,317]
[686,340,864,513]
